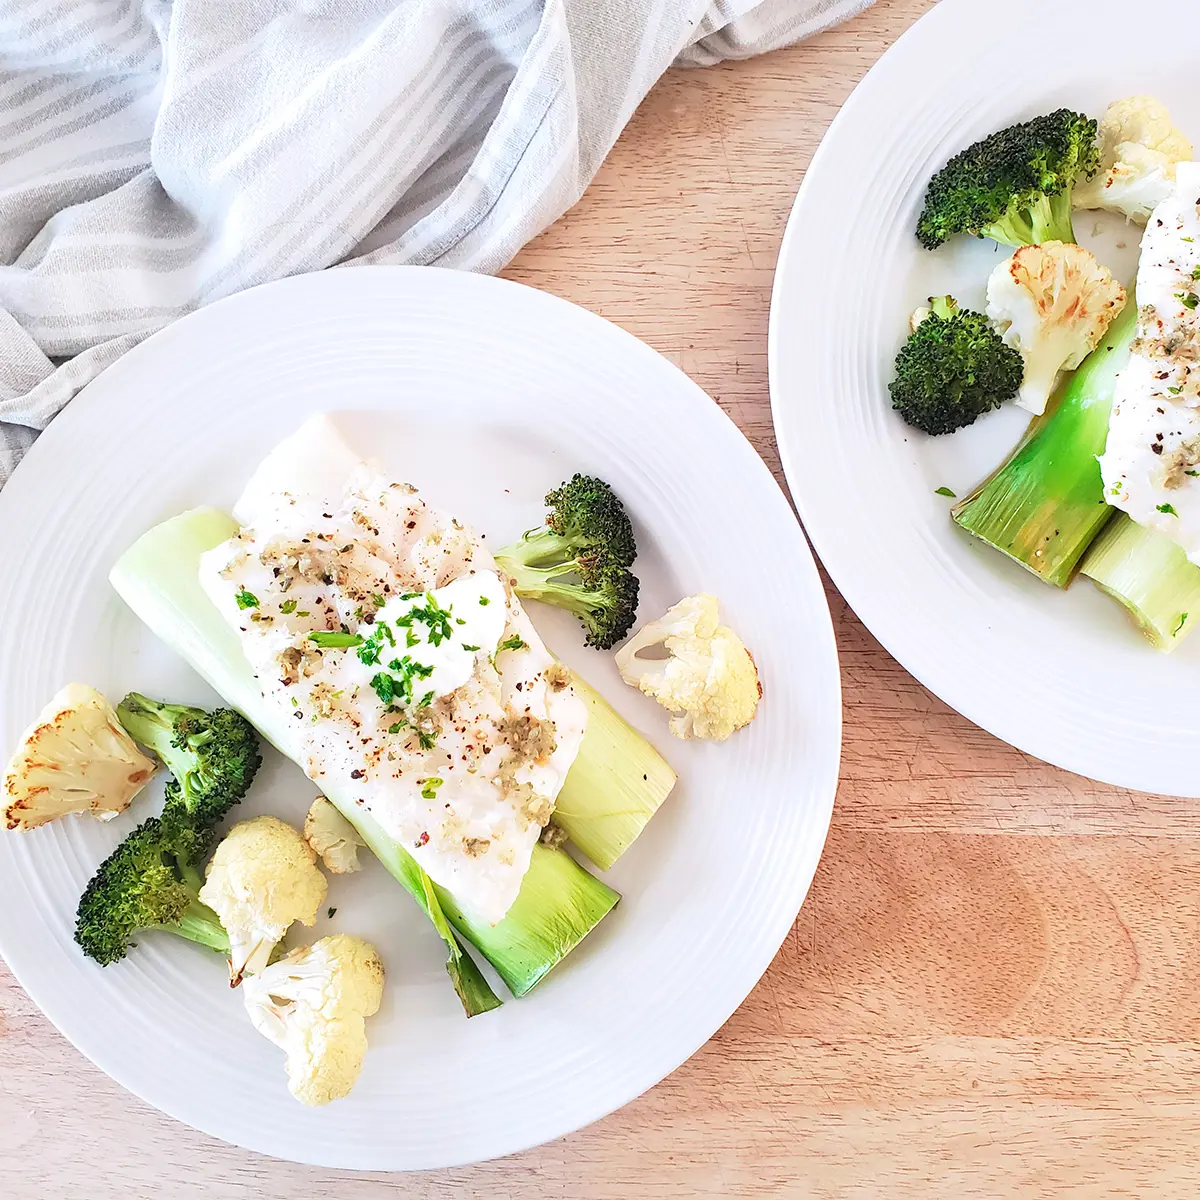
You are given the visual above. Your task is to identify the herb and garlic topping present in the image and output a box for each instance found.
[198,415,588,925]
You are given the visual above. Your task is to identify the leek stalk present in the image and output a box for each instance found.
[1080,511,1200,651]
[553,670,676,870]
[952,299,1138,587]
[110,508,621,1014]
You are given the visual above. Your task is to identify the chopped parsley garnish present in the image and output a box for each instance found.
[1187,470,1200,478]
[388,720,407,735]
[296,610,310,617]
[280,599,297,614]
[357,620,400,666]
[417,730,438,751]
[1169,386,1184,395]
[234,588,259,610]
[1157,503,1179,516]
[498,635,527,652]
[400,592,422,601]
[357,630,383,665]
[368,656,433,707]
[370,672,399,706]
[478,596,490,606]
[1175,613,1190,636]
[462,644,480,652]
[1177,291,1199,311]
[410,594,454,646]
[1109,481,1123,495]
[1192,266,1200,281]
[934,486,956,498]
[418,691,434,709]
[420,777,443,800]
[308,631,364,648]
[372,593,386,606]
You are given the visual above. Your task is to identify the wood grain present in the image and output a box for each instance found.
[6,0,1198,1195]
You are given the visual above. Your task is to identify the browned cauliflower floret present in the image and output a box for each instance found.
[986,242,1126,415]
[198,815,327,984]
[615,595,761,741]
[241,934,384,1106]
[3,684,157,830]
[303,796,365,874]
[1075,96,1193,223]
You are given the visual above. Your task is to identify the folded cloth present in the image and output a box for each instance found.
[0,0,869,485]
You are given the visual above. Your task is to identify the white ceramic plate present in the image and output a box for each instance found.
[771,0,1200,796]
[0,267,840,1169]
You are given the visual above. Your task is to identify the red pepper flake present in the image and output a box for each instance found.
[416,831,429,847]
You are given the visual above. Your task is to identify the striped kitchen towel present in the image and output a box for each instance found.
[0,0,869,484]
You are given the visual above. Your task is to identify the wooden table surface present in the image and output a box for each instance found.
[5,1,1198,1195]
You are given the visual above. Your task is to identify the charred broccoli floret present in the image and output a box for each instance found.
[917,110,1100,250]
[494,475,639,649]
[116,694,261,825]
[889,297,1024,435]
[74,793,227,966]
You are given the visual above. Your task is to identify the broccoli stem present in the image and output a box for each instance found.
[1080,512,1200,651]
[1046,191,1078,245]
[116,693,195,781]
[982,191,1077,250]
[952,297,1137,587]
[504,528,579,569]
[165,898,229,954]
[155,857,227,954]
[502,561,608,617]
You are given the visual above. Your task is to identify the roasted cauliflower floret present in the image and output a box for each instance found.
[4,684,157,831]
[986,241,1126,415]
[242,934,384,1107]
[303,796,364,874]
[1075,96,1192,223]
[615,595,761,741]
[198,815,327,984]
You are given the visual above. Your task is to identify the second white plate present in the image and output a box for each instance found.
[771,0,1200,796]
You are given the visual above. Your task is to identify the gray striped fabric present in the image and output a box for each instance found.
[0,0,869,485]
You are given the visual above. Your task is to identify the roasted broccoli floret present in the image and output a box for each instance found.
[494,474,639,649]
[917,110,1100,250]
[116,693,261,825]
[74,793,227,966]
[889,297,1024,435]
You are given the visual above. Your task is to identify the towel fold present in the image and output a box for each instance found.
[0,0,868,485]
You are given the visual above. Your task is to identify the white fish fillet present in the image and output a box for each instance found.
[1101,163,1200,560]
[199,415,587,924]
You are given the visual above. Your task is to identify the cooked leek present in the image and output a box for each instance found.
[952,299,1137,587]
[1080,511,1200,651]
[553,670,676,870]
[109,508,619,1013]
[439,843,617,996]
